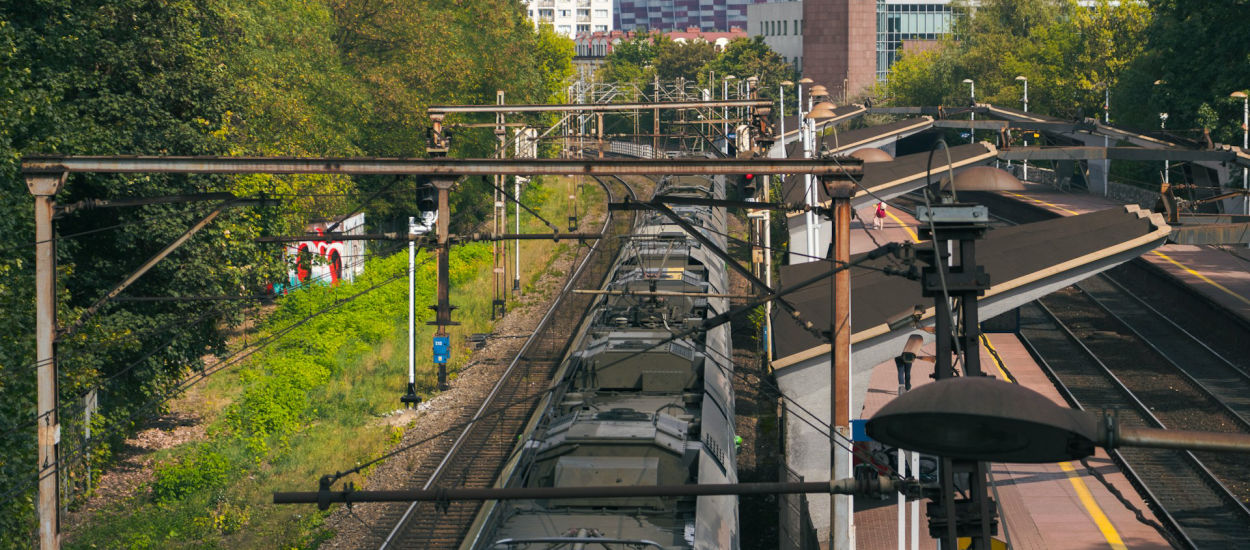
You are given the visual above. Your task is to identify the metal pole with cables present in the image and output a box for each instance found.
[828,179,856,550]
[27,171,65,550]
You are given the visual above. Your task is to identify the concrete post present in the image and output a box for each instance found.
[27,171,66,550]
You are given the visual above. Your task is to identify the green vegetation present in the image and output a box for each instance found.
[878,0,1250,145]
[0,0,573,545]
[599,35,797,103]
[65,177,601,548]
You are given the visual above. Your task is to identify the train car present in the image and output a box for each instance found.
[280,213,367,290]
[468,174,739,549]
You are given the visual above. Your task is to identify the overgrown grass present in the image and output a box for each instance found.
[66,177,603,549]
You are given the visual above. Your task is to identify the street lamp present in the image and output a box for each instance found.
[1232,90,1248,217]
[962,78,975,143]
[724,75,736,155]
[779,80,793,156]
[1014,75,1028,113]
[1155,80,1169,185]
[1160,112,1170,184]
[1015,76,1029,181]
[868,376,1250,550]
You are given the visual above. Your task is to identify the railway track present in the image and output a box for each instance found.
[1018,300,1250,549]
[927,190,1250,547]
[373,174,648,549]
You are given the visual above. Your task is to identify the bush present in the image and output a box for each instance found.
[151,450,230,504]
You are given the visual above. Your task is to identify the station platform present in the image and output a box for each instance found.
[842,195,1173,548]
[854,334,1172,550]
[989,183,1250,324]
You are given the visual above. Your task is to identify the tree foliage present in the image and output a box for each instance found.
[878,0,1151,121]
[599,35,797,103]
[1116,1,1250,144]
[0,0,571,545]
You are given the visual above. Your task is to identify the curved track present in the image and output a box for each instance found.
[374,174,649,549]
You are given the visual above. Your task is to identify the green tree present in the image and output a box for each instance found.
[1117,1,1250,144]
[879,0,1150,120]
[699,36,797,102]
[654,37,718,83]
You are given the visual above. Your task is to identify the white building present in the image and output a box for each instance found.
[525,0,614,39]
[747,1,805,72]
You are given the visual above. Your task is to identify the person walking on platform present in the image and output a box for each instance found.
[873,201,887,230]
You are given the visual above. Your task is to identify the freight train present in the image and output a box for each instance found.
[468,173,739,549]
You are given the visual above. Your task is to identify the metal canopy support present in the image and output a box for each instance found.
[26,170,66,550]
[998,146,1242,163]
[916,203,996,549]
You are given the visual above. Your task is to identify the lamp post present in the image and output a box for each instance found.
[962,79,975,143]
[1015,76,1029,181]
[801,102,835,263]
[724,75,736,155]
[1103,86,1111,196]
[1155,80,1169,185]
[779,80,793,157]
[1232,90,1248,217]
[795,78,814,263]
[1160,112,1170,184]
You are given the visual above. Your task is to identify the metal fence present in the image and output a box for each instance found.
[779,464,820,550]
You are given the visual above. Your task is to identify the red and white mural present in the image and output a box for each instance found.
[283,213,366,289]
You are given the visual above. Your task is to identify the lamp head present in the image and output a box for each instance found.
[1014,75,1027,82]
[798,77,814,85]
[806,101,837,120]
[781,80,794,87]
[1232,91,1248,99]
[962,78,974,84]
[866,377,1100,463]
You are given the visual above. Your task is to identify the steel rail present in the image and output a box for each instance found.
[1096,273,1250,378]
[1026,300,1250,546]
[1014,318,1194,550]
[378,171,637,549]
[1073,279,1250,431]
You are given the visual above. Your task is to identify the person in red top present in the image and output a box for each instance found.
[873,201,887,230]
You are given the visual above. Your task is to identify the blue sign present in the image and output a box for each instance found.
[850,419,872,442]
[432,336,450,364]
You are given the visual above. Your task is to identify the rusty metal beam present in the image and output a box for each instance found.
[22,156,865,177]
[1168,222,1250,245]
[427,98,771,114]
[932,120,1086,133]
[998,146,1240,162]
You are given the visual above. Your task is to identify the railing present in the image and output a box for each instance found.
[779,463,820,550]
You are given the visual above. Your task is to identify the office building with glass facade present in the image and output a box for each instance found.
[876,0,955,80]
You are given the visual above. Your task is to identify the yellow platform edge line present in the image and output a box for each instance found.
[979,332,1127,549]
[883,209,921,243]
[1000,192,1250,315]
[1060,461,1129,550]
[1149,250,1250,308]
